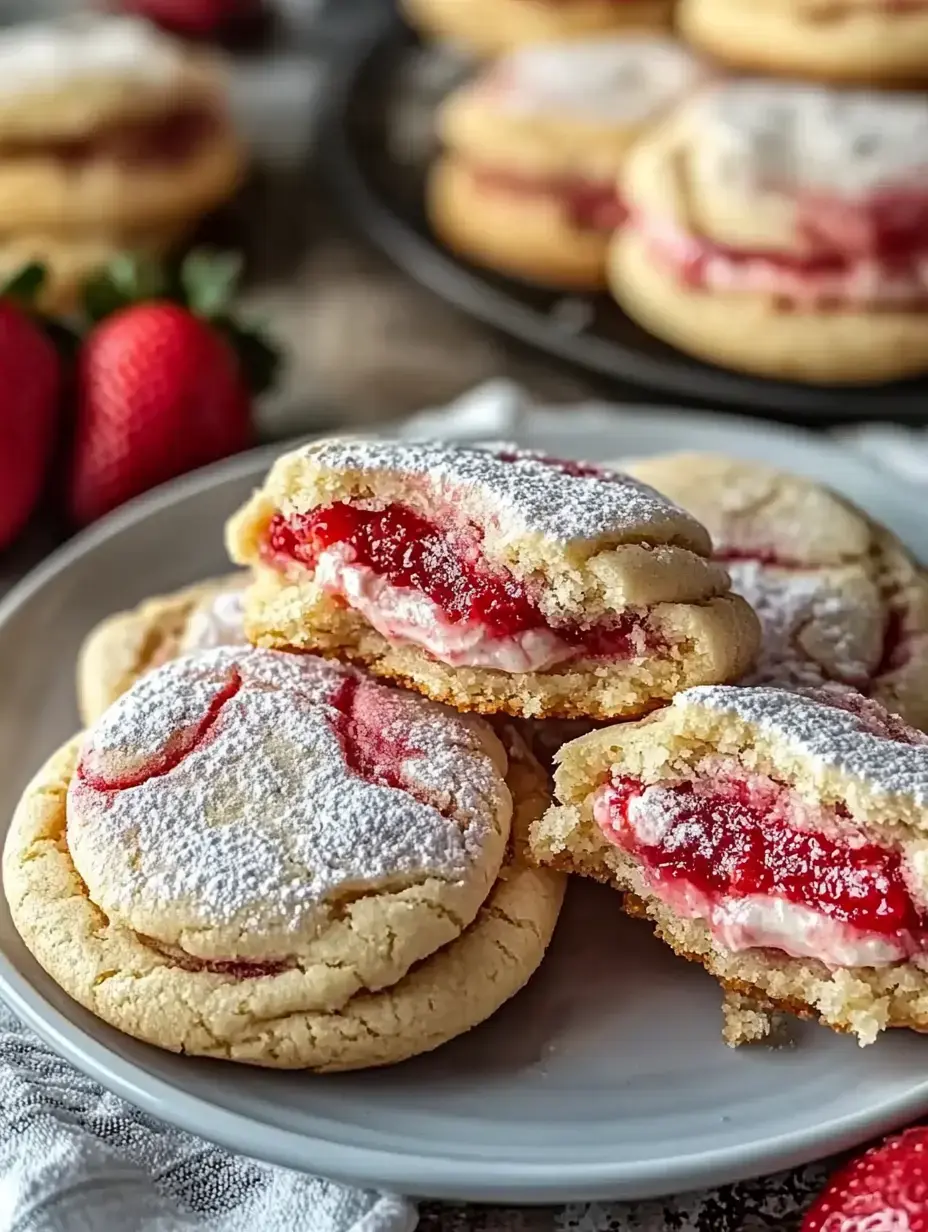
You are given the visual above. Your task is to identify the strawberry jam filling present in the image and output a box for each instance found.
[264,501,659,672]
[636,192,928,308]
[594,767,928,966]
[4,103,219,168]
[467,166,627,233]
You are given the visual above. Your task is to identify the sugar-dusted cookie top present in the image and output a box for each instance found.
[0,16,187,98]
[68,647,512,980]
[180,587,246,652]
[0,15,226,140]
[483,36,704,126]
[684,685,928,804]
[262,437,712,552]
[691,80,928,200]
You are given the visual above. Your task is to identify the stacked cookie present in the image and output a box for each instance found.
[428,36,705,289]
[407,0,928,383]
[0,15,243,311]
[608,80,928,384]
[12,440,928,1063]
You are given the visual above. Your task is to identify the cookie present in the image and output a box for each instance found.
[0,16,244,233]
[429,37,704,289]
[678,0,928,86]
[608,81,928,385]
[625,454,928,730]
[531,685,928,1046]
[226,438,760,720]
[76,573,247,723]
[4,647,564,1068]
[402,0,674,57]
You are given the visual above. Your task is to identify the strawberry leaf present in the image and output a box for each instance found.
[180,249,243,319]
[80,252,169,325]
[215,315,282,397]
[1,262,47,307]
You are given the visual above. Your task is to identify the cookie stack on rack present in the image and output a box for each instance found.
[405,0,928,387]
[0,14,244,311]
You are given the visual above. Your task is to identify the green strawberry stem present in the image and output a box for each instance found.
[0,261,81,361]
[0,262,47,306]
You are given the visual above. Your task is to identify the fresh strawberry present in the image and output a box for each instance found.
[0,265,62,551]
[68,250,278,527]
[111,0,266,42]
[803,1125,928,1231]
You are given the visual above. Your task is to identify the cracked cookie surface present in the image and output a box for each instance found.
[5,653,564,1068]
[625,453,928,730]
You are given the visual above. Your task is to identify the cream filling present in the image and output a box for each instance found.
[635,211,928,308]
[593,782,918,969]
[315,545,576,673]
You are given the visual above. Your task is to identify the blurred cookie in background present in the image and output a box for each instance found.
[678,0,928,86]
[0,15,244,233]
[0,13,245,303]
[402,0,675,57]
[428,36,705,289]
[608,79,928,385]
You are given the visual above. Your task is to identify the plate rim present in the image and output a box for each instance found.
[3,412,928,1200]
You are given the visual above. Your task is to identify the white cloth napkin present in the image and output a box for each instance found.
[0,380,916,1232]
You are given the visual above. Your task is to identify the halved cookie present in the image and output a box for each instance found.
[531,685,928,1046]
[5,646,564,1069]
[226,438,760,719]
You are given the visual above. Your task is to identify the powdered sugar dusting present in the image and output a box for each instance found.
[67,647,509,949]
[180,587,246,652]
[697,80,928,199]
[0,16,188,97]
[730,561,875,688]
[293,438,710,550]
[485,37,703,126]
[682,685,928,802]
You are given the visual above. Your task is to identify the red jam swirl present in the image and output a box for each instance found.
[264,500,656,659]
[469,167,627,233]
[5,104,218,168]
[601,774,925,940]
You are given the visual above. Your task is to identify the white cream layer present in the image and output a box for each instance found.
[315,545,576,673]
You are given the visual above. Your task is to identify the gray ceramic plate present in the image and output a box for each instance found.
[2,406,928,1204]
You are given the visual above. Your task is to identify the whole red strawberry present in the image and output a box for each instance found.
[68,251,278,528]
[111,0,265,41]
[803,1126,928,1231]
[0,266,62,551]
